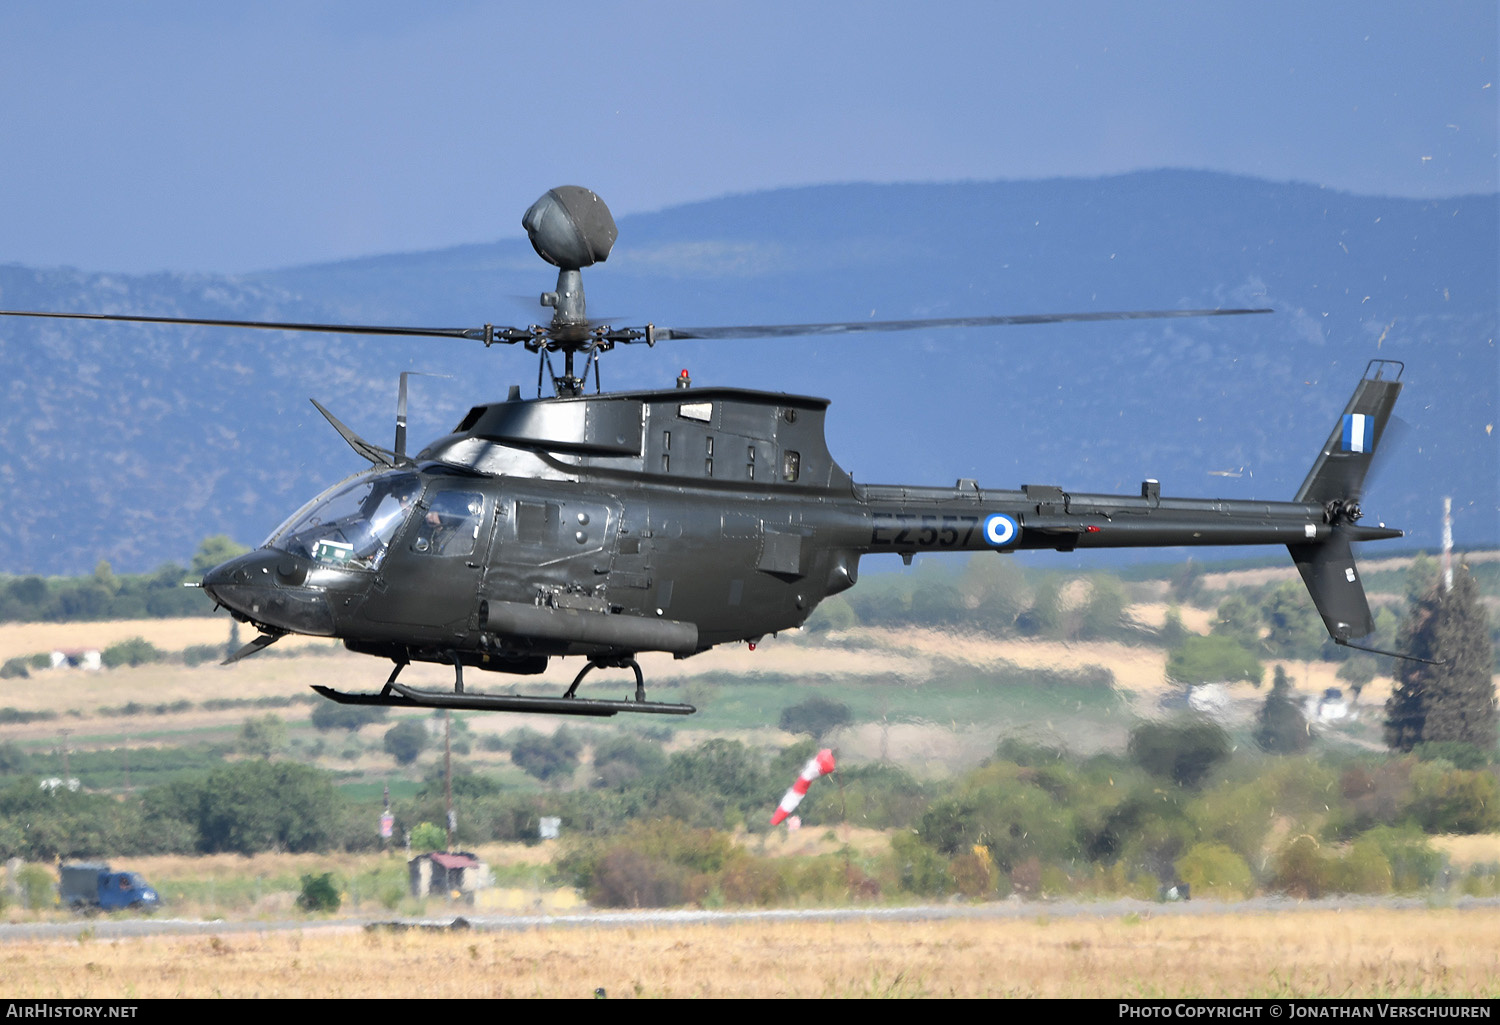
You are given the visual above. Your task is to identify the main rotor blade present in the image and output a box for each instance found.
[0,308,499,340]
[649,307,1272,341]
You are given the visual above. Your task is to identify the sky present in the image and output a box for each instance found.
[0,1,1494,275]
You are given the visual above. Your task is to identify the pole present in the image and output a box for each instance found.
[444,711,453,852]
[1441,496,1454,593]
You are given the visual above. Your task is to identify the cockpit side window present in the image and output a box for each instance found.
[411,492,484,558]
[265,471,421,570]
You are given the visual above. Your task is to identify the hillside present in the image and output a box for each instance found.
[0,171,1494,575]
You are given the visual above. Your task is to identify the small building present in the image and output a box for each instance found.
[1307,687,1350,724]
[408,851,492,900]
[50,649,101,671]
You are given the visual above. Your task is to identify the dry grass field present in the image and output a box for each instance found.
[0,611,1408,746]
[0,907,1495,998]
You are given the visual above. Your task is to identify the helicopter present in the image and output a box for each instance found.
[0,186,1412,717]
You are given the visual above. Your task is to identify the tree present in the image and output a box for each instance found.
[409,821,447,852]
[803,595,857,633]
[383,719,430,766]
[238,714,286,759]
[311,701,389,732]
[1166,634,1264,687]
[590,734,667,788]
[509,727,581,782]
[778,696,853,739]
[195,762,336,854]
[1075,575,1128,640]
[1128,718,1231,789]
[1254,666,1311,754]
[191,535,250,577]
[1384,567,1497,753]
[1211,592,1263,649]
[1261,581,1324,661]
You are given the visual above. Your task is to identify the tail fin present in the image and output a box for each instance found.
[1289,360,1404,642]
[1294,359,1403,506]
[1290,528,1374,641]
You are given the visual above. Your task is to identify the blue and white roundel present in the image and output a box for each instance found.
[983,513,1019,548]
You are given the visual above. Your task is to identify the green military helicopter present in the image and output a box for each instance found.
[0,187,1411,717]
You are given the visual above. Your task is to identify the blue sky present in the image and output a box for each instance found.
[0,1,1494,274]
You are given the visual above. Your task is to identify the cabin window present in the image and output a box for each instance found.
[412,492,484,558]
[783,451,800,482]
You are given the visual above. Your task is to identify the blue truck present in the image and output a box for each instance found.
[58,861,160,912]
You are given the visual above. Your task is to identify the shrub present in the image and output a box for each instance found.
[890,831,950,897]
[1270,835,1333,898]
[1186,780,1275,865]
[1176,843,1255,899]
[409,822,447,853]
[101,638,161,669]
[1361,826,1441,891]
[16,864,55,910]
[1333,760,1413,836]
[296,872,341,912]
[949,847,995,897]
[1413,741,1492,770]
[1406,763,1500,834]
[831,764,927,830]
[557,819,739,908]
[717,857,786,906]
[589,848,684,908]
[181,644,223,667]
[1336,838,1394,894]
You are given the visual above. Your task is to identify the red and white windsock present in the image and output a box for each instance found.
[770,748,836,826]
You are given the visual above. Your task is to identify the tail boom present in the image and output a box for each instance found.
[841,362,1405,645]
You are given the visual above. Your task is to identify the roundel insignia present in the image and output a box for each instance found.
[983,513,1019,548]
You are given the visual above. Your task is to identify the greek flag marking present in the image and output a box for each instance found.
[1341,413,1373,453]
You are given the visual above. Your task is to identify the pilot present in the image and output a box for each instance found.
[352,488,416,565]
[417,494,483,556]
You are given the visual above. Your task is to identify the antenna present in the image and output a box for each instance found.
[1441,496,1453,593]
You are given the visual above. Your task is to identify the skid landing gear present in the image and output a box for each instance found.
[312,654,695,717]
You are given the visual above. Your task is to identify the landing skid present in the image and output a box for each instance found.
[310,655,696,717]
[312,683,694,717]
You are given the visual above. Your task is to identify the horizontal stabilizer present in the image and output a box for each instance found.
[222,632,282,665]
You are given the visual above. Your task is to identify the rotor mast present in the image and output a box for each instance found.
[524,187,619,397]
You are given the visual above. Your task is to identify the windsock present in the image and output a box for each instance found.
[770,748,836,825]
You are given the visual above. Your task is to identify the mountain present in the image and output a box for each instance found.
[0,171,1494,576]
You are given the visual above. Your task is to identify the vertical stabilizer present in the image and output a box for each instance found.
[1289,528,1373,641]
[1287,360,1404,643]
[1294,360,1403,506]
